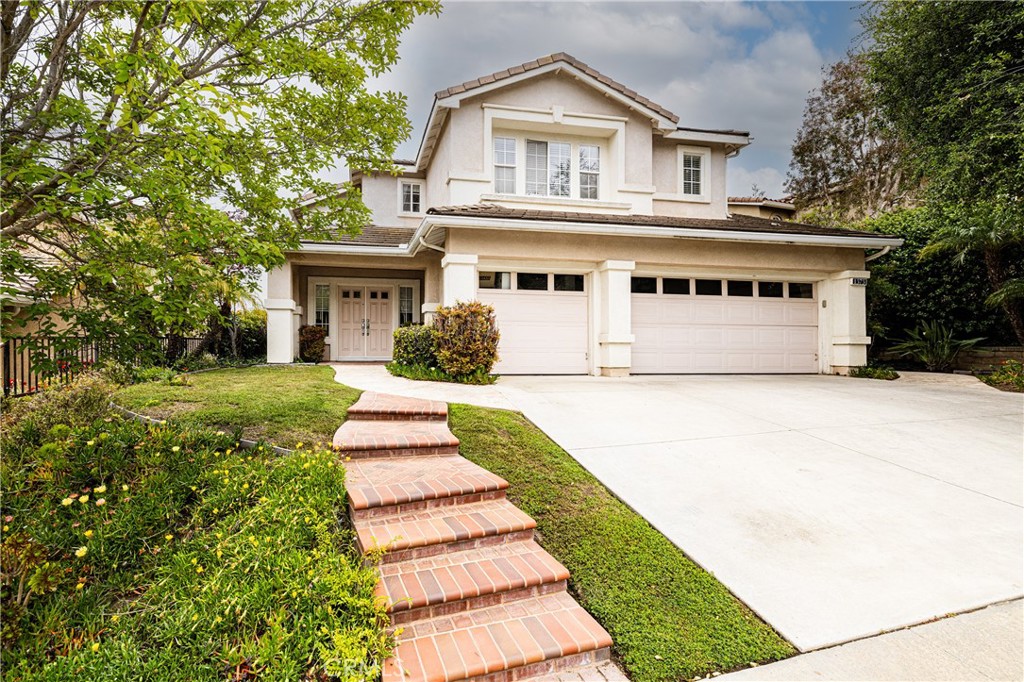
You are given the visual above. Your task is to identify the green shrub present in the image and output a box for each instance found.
[385,362,497,385]
[298,325,327,363]
[392,325,438,367]
[0,373,113,438]
[434,302,500,377]
[136,366,179,383]
[174,351,219,372]
[0,378,390,680]
[848,365,900,380]
[889,320,985,371]
[95,359,139,386]
[980,359,1024,392]
[233,308,267,360]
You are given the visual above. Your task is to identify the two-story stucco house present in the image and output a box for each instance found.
[266,53,901,376]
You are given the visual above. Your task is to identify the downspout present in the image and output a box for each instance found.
[864,245,891,263]
[418,236,445,254]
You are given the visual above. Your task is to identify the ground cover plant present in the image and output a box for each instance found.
[113,365,796,681]
[0,375,388,681]
[848,365,900,381]
[980,360,1024,393]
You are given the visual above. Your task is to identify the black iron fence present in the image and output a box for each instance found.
[2,336,204,398]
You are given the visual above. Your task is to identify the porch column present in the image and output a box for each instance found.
[441,253,478,306]
[265,261,296,363]
[596,259,635,377]
[823,269,870,374]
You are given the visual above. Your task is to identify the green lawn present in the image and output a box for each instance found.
[114,365,794,680]
[114,365,359,448]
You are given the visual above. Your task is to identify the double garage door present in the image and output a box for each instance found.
[477,270,818,375]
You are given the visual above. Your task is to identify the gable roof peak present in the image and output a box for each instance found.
[433,52,679,125]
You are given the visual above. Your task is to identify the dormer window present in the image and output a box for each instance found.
[494,134,602,200]
[399,181,422,214]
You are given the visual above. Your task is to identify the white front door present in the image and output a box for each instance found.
[337,286,394,360]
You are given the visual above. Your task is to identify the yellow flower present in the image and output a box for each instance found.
[84,530,94,538]
[94,485,107,494]
[165,534,173,541]
[191,558,197,564]
[296,442,304,449]
[212,508,219,514]
[111,614,119,623]
[86,440,95,446]
[121,484,129,492]
[79,495,89,504]
[242,483,249,490]
[91,642,99,652]
[76,582,85,590]
[61,498,73,506]
[172,446,180,453]
[75,546,88,558]
[216,550,222,558]
[196,566,204,574]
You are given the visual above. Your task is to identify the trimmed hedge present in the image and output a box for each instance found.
[434,302,499,377]
[392,325,438,367]
[298,325,327,363]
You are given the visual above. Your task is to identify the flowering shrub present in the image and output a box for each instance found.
[392,325,439,367]
[0,378,390,680]
[433,302,500,378]
[298,325,328,363]
[981,359,1024,392]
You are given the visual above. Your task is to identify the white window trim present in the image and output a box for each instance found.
[677,145,711,203]
[397,180,424,216]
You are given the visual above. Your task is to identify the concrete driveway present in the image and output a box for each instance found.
[333,366,1023,653]
[496,373,1023,652]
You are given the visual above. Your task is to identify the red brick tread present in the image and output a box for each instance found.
[346,455,508,512]
[348,391,448,421]
[377,540,570,614]
[355,499,535,555]
[333,418,459,452]
[382,592,613,682]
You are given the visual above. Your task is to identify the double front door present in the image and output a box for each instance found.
[338,286,394,359]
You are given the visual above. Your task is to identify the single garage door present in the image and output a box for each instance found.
[477,271,588,374]
[631,276,818,374]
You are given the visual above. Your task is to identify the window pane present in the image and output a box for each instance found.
[517,272,548,291]
[399,286,413,325]
[682,153,703,196]
[789,282,814,299]
[758,281,784,298]
[663,278,690,295]
[631,277,657,294]
[695,279,722,296]
[579,145,600,172]
[548,142,570,197]
[495,166,515,194]
[526,140,547,196]
[315,284,330,329]
[728,280,753,297]
[478,271,511,290]
[401,183,420,212]
[553,274,584,292]
[493,136,516,165]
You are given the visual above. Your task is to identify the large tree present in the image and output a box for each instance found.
[863,1,1024,343]
[1,0,437,360]
[786,53,914,225]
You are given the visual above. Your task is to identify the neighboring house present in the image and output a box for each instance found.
[267,53,901,375]
[728,196,797,221]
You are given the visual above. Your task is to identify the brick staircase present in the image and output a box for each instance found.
[334,392,614,682]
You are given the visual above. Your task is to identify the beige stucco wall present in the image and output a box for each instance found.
[357,173,422,229]
[728,203,797,221]
[651,138,729,219]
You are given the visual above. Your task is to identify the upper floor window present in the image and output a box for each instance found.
[400,181,422,214]
[493,137,516,194]
[679,146,710,201]
[496,136,602,200]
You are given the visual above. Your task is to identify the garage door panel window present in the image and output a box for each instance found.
[663,278,690,295]
[631,277,657,294]
[695,279,723,296]
[758,281,784,298]
[789,282,814,299]
[517,272,549,291]
[479,271,512,290]
[727,280,754,297]
[553,274,585,292]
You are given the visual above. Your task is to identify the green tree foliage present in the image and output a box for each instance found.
[786,53,914,224]
[863,2,1024,342]
[0,0,438,360]
[860,209,1015,348]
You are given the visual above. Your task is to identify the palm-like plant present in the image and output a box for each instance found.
[890,320,985,372]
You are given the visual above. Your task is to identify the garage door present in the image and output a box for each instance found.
[477,271,588,374]
[631,276,818,374]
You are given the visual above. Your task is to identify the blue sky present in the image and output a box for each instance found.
[368,1,866,199]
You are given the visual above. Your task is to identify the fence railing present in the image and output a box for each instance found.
[2,336,205,398]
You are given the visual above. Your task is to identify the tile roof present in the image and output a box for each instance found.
[728,196,795,206]
[434,52,680,124]
[426,204,891,240]
[301,225,415,247]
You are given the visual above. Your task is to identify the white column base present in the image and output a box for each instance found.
[266,299,296,363]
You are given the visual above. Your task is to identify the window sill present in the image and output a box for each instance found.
[652,193,711,204]
[480,193,632,211]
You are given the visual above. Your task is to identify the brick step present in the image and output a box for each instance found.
[333,418,459,458]
[347,391,448,422]
[382,591,613,682]
[346,455,508,519]
[377,540,570,623]
[355,499,535,561]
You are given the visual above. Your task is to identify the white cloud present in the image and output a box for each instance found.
[727,164,787,199]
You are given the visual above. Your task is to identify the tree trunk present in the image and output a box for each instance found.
[983,247,1024,344]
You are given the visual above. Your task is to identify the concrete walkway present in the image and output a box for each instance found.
[720,599,1023,681]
